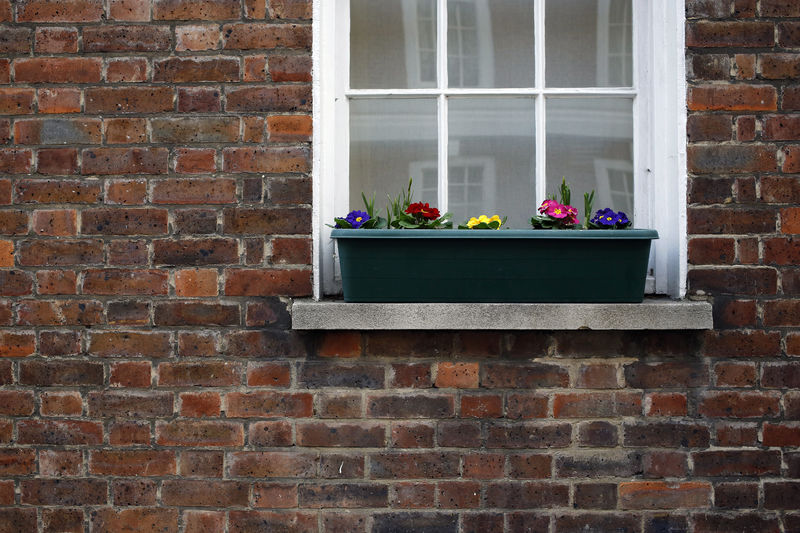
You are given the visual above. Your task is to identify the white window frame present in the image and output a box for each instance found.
[312,0,686,300]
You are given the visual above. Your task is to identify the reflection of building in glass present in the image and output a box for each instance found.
[349,0,634,227]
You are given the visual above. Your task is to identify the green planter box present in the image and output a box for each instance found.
[332,229,659,303]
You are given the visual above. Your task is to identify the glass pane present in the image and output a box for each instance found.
[350,98,438,210]
[545,0,633,87]
[448,0,535,88]
[449,97,535,228]
[546,98,634,221]
[350,0,437,89]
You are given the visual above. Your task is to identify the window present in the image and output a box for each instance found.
[313,0,686,298]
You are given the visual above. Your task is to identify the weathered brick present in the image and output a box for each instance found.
[223,23,311,49]
[619,482,711,510]
[225,86,312,112]
[159,361,240,387]
[223,207,311,234]
[19,360,103,386]
[687,21,774,47]
[82,149,169,176]
[367,394,454,419]
[699,391,780,418]
[89,450,176,476]
[156,420,243,447]
[226,391,313,417]
[90,509,177,533]
[38,88,80,114]
[86,87,173,114]
[18,420,103,445]
[84,25,170,52]
[89,390,172,418]
[15,57,102,83]
[229,511,317,533]
[89,331,171,357]
[154,56,239,82]
[154,0,240,20]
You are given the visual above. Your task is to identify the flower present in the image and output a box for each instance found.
[464,214,504,229]
[405,202,441,221]
[538,199,559,215]
[345,210,370,229]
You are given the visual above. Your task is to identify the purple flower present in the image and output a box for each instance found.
[345,210,370,229]
[591,208,618,226]
[616,211,630,226]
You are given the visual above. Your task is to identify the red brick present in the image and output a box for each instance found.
[268,115,312,142]
[105,118,147,144]
[38,88,81,114]
[699,391,781,418]
[89,450,175,476]
[0,211,28,235]
[177,87,221,112]
[0,149,32,174]
[271,237,311,265]
[89,331,171,358]
[19,360,103,386]
[184,511,225,533]
[0,89,34,115]
[735,54,755,79]
[108,240,149,266]
[32,210,76,236]
[248,421,293,447]
[645,393,688,416]
[90,509,178,533]
[0,270,33,296]
[268,55,312,81]
[84,25,171,52]
[110,361,152,387]
[15,58,102,83]
[763,423,800,447]
[223,146,310,173]
[223,207,310,234]
[39,450,82,476]
[689,238,735,264]
[35,27,78,53]
[0,331,35,357]
[82,148,169,176]
[180,392,222,417]
[106,57,148,82]
[619,482,711,510]
[18,420,102,445]
[765,237,800,265]
[82,269,168,295]
[687,114,732,142]
[86,87,173,114]
[40,391,82,416]
[155,301,239,326]
[105,179,147,205]
[156,420,243,447]
[154,0,240,20]
[434,362,479,388]
[461,394,502,418]
[689,267,778,296]
[152,178,236,204]
[228,451,317,478]
[225,86,312,112]
[221,23,310,49]
[687,21,774,47]
[110,0,151,20]
[269,0,311,19]
[17,0,102,21]
[317,331,361,358]
[174,268,218,297]
[159,361,240,387]
[39,331,81,356]
[736,115,756,141]
[244,55,267,81]
[176,24,220,50]
[227,391,313,418]
[225,269,312,296]
[761,0,800,16]
[109,421,150,445]
[175,148,216,173]
[154,56,239,82]
[37,148,80,175]
[16,179,102,204]
[714,361,757,386]
[243,116,265,142]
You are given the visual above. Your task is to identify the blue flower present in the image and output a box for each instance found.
[591,208,618,226]
[616,211,630,226]
[345,210,370,229]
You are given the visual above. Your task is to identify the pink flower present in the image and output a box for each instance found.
[545,202,570,219]
[538,199,558,215]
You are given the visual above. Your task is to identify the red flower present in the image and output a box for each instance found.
[405,202,440,220]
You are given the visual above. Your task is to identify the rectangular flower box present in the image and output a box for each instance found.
[332,228,659,303]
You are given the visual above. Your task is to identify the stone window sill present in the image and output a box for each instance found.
[291,298,713,330]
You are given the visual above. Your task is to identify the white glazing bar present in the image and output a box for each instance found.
[534,0,547,205]
[437,0,449,213]
[344,87,637,98]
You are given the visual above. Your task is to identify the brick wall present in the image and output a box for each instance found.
[0,0,797,531]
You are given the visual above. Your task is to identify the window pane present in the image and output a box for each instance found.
[546,97,634,220]
[449,97,535,228]
[350,0,437,89]
[545,0,633,87]
[448,0,535,88]
[350,98,438,209]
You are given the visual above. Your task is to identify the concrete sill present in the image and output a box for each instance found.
[291,298,713,330]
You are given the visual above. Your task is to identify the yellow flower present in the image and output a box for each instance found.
[466,217,480,228]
